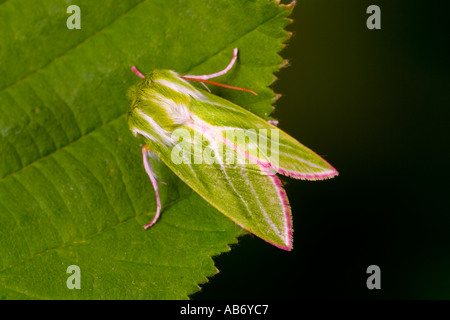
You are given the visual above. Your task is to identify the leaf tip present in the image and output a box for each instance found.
[280,58,290,69]
[272,93,282,104]
[280,0,296,13]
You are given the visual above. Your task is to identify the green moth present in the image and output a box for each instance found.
[127,49,338,250]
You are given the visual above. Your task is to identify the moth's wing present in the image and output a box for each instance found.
[189,93,338,180]
[148,126,293,251]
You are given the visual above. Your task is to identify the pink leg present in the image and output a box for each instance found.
[183,48,238,80]
[142,146,162,229]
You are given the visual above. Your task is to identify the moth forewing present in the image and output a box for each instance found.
[150,133,294,250]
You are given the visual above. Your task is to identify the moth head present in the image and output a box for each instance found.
[126,85,138,114]
[126,75,152,112]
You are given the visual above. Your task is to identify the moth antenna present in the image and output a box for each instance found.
[131,66,145,79]
[183,48,238,80]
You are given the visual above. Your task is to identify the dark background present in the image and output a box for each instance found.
[193,0,449,299]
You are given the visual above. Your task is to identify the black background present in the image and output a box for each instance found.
[193,0,449,299]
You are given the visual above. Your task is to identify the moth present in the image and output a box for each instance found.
[127,49,338,250]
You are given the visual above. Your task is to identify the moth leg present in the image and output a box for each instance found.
[199,81,211,92]
[182,48,238,80]
[142,145,162,229]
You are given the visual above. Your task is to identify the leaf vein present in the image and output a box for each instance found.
[0,0,147,94]
[0,190,195,274]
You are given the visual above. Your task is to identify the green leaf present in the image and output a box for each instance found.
[0,0,293,299]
